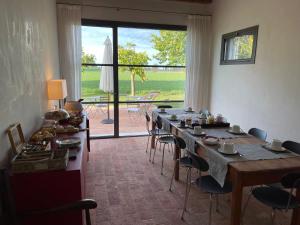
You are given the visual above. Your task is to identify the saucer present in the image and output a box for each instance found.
[217,148,238,155]
[202,136,219,146]
[227,129,246,135]
[158,111,167,114]
[184,110,194,113]
[263,144,287,152]
[188,130,206,137]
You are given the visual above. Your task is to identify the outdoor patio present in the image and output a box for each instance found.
[83,104,151,136]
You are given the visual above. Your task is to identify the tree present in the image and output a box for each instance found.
[81,50,96,74]
[151,30,186,66]
[118,43,149,96]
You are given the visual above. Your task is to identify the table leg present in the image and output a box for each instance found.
[291,188,300,225]
[174,144,180,181]
[230,170,243,225]
[151,121,155,149]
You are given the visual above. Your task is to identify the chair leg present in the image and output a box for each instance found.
[152,142,158,164]
[161,144,166,175]
[146,135,150,153]
[169,160,177,191]
[208,194,213,225]
[241,188,253,224]
[270,209,276,225]
[181,168,189,220]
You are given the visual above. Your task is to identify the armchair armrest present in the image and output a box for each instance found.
[21,199,97,225]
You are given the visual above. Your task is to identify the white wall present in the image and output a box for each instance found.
[210,0,300,142]
[0,0,60,167]
[57,0,212,25]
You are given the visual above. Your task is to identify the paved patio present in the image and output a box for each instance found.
[83,104,151,136]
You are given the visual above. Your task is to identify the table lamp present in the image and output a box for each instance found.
[47,79,67,109]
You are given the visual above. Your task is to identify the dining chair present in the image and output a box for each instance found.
[169,136,193,192]
[144,112,170,154]
[267,141,300,189]
[248,128,267,141]
[182,153,232,225]
[243,172,300,225]
[157,105,173,109]
[151,118,174,175]
[0,169,97,225]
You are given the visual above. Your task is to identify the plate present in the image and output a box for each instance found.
[217,148,239,155]
[158,111,167,114]
[263,144,287,152]
[227,129,246,135]
[56,137,81,148]
[188,130,206,137]
[203,136,219,146]
[177,124,187,129]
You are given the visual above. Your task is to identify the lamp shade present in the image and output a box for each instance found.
[47,79,68,100]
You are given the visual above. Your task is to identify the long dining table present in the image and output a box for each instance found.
[151,109,300,225]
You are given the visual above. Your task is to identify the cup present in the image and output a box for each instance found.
[194,126,202,135]
[199,118,206,125]
[232,125,241,133]
[160,108,165,113]
[170,114,177,120]
[271,139,282,150]
[186,117,192,126]
[222,142,235,153]
[187,107,192,111]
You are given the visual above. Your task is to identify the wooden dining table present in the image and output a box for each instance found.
[151,110,300,225]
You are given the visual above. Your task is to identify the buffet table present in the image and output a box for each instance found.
[10,116,90,225]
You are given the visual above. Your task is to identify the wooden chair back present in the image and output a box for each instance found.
[7,123,26,155]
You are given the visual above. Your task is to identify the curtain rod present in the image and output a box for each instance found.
[56,2,212,17]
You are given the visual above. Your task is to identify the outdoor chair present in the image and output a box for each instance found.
[127,92,160,115]
[0,169,97,225]
[95,95,109,115]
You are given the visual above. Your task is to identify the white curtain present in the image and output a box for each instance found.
[57,4,81,100]
[184,15,212,112]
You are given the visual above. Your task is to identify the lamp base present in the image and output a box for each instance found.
[101,119,114,124]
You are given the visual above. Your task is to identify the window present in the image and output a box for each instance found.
[81,20,186,137]
[220,25,259,65]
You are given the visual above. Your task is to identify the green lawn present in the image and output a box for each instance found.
[81,68,185,101]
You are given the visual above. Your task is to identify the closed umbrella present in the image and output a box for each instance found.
[100,36,114,124]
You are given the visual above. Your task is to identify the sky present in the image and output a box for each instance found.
[82,26,160,64]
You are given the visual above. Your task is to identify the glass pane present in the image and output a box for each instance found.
[81,66,114,101]
[118,67,185,101]
[82,26,113,64]
[118,67,185,135]
[118,28,186,66]
[83,103,114,136]
[225,35,254,60]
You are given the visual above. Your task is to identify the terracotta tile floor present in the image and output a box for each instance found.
[86,137,291,225]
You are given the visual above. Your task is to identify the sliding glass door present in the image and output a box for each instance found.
[81,20,186,137]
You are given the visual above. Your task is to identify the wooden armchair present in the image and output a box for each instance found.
[0,169,97,225]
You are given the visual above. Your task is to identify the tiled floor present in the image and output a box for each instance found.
[86,137,291,225]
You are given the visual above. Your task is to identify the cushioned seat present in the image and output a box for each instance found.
[252,186,300,210]
[157,136,174,143]
[196,176,232,194]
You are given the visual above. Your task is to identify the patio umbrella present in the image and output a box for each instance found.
[99,36,114,124]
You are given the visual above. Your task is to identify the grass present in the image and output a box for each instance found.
[81,68,185,101]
